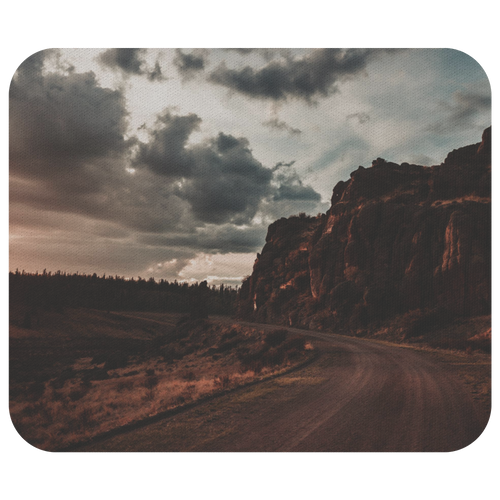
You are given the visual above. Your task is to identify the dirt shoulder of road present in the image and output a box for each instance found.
[362,337,491,421]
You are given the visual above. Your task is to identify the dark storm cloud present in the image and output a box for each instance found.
[99,48,145,74]
[148,61,165,82]
[135,110,324,224]
[224,48,292,61]
[135,112,275,224]
[262,117,301,135]
[173,49,207,80]
[346,112,370,124]
[134,111,202,177]
[272,168,321,202]
[272,160,295,171]
[273,183,321,201]
[429,89,491,133]
[10,50,192,235]
[10,49,129,182]
[10,168,192,235]
[177,132,274,224]
[11,51,323,268]
[98,48,166,81]
[209,48,396,102]
[138,224,267,254]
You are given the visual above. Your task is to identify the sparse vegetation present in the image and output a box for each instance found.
[264,328,288,347]
[366,312,492,354]
[9,310,313,451]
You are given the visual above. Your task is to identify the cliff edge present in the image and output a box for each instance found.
[238,127,491,342]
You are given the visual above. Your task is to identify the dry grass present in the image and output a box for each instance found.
[10,312,311,451]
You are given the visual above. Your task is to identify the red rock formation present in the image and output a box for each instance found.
[238,128,491,334]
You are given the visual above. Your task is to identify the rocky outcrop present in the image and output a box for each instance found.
[238,128,491,334]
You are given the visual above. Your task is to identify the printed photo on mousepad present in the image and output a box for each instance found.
[9,48,491,452]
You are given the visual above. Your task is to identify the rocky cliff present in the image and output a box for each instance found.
[238,128,491,339]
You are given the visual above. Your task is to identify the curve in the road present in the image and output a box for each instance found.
[194,325,488,452]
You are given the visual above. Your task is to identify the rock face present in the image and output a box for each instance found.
[238,128,491,333]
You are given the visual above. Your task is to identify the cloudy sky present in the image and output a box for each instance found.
[9,48,490,286]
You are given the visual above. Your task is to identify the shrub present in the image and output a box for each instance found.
[144,370,158,389]
[205,347,217,356]
[285,348,303,362]
[180,343,196,357]
[161,345,184,362]
[69,384,89,402]
[262,348,286,366]
[77,408,94,431]
[216,338,239,353]
[214,374,231,389]
[143,388,156,401]
[174,395,185,405]
[264,329,288,347]
[282,336,305,351]
[104,352,130,371]
[469,338,491,353]
[50,368,76,389]
[237,350,265,374]
[181,370,196,381]
[116,379,134,392]
[220,329,238,342]
[402,308,452,339]
[82,367,109,382]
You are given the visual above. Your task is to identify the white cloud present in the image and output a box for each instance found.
[177,252,256,284]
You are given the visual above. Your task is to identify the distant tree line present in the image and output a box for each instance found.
[9,270,238,322]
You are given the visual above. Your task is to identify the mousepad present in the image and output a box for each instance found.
[9,48,491,452]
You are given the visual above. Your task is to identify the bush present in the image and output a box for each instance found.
[82,367,109,382]
[144,370,158,389]
[285,348,303,362]
[77,408,94,431]
[220,329,238,342]
[282,336,305,351]
[104,352,130,371]
[216,338,239,353]
[215,374,231,389]
[69,384,89,402]
[116,378,135,391]
[264,329,288,347]
[181,370,196,381]
[402,308,452,339]
[174,395,185,405]
[50,368,75,389]
[469,338,491,353]
[238,350,265,373]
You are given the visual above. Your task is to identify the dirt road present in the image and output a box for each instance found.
[80,324,489,452]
